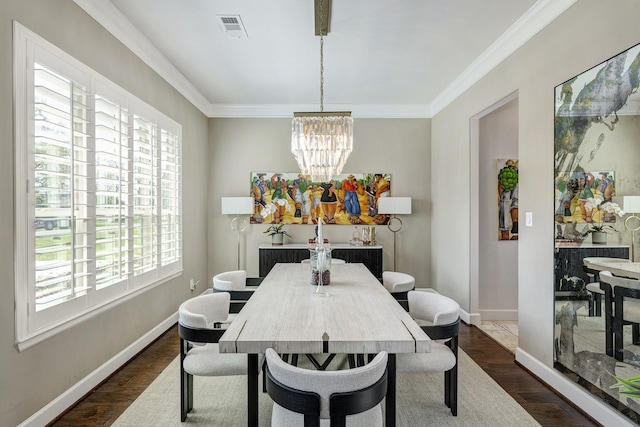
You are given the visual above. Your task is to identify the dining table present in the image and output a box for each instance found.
[585,259,640,279]
[219,262,431,427]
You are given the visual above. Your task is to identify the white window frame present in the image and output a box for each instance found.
[14,22,183,351]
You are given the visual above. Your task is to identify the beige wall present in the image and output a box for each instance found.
[207,118,432,286]
[431,0,640,424]
[0,1,209,425]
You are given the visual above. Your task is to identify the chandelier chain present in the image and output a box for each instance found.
[319,0,324,112]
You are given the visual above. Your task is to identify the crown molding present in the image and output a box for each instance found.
[206,103,432,119]
[75,0,574,119]
[429,0,577,116]
[73,0,211,115]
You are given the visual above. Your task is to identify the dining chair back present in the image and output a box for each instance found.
[265,348,388,427]
[178,292,250,421]
[301,258,346,264]
[382,271,415,310]
[583,257,630,317]
[396,290,459,415]
[212,270,262,314]
[599,270,640,361]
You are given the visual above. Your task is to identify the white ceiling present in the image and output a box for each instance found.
[75,0,576,117]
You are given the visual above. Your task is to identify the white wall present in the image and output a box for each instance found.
[207,118,432,286]
[431,0,640,424]
[478,98,519,319]
[1,1,209,425]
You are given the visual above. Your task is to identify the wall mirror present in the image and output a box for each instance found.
[554,42,640,422]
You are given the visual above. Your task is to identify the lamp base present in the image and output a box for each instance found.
[625,214,640,262]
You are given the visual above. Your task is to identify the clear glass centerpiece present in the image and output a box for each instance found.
[309,247,331,297]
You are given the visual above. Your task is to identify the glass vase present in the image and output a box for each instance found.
[309,247,331,297]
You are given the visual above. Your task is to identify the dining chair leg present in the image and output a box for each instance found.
[262,359,267,393]
[604,286,614,357]
[614,316,624,362]
[594,294,602,316]
[386,354,396,427]
[248,354,259,427]
[450,363,458,416]
[180,370,188,421]
[447,336,458,416]
[180,338,191,421]
[444,370,450,408]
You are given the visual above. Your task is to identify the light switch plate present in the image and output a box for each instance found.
[525,211,533,227]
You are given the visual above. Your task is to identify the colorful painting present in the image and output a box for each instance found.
[249,172,392,225]
[554,170,616,239]
[497,159,519,240]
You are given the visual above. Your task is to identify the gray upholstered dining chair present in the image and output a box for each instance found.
[396,290,459,415]
[598,270,640,361]
[382,271,415,310]
[178,292,251,422]
[264,348,388,427]
[583,257,630,317]
[212,270,262,317]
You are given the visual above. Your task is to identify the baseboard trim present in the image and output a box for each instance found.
[459,308,480,325]
[515,347,636,427]
[17,312,178,427]
[478,309,518,321]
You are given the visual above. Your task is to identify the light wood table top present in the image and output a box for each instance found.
[219,262,430,355]
[586,260,640,279]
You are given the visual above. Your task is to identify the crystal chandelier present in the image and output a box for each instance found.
[291,0,353,182]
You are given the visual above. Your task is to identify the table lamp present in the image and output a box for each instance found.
[221,197,254,270]
[377,197,412,272]
[620,196,640,262]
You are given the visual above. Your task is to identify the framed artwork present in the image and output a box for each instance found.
[249,172,392,225]
[497,159,518,240]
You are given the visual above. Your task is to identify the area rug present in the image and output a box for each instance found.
[113,350,540,426]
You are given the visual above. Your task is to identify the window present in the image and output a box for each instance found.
[14,23,182,350]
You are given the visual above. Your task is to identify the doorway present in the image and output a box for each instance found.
[470,92,519,351]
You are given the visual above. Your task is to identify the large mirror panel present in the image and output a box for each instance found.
[554,42,640,422]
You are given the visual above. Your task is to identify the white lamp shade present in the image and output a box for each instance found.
[377,197,412,215]
[621,196,640,214]
[221,197,254,215]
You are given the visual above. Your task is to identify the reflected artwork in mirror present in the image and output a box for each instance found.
[554,42,640,423]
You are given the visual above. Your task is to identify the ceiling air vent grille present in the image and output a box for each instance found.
[217,15,248,39]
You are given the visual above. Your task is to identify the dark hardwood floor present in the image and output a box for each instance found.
[48,323,599,426]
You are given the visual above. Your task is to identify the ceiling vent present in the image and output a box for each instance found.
[217,15,248,39]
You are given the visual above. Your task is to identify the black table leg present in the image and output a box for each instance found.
[248,353,259,427]
[386,353,396,427]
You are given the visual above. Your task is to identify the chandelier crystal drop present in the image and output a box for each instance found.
[291,0,353,182]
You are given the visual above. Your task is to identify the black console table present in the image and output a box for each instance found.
[259,244,383,279]
[554,243,629,297]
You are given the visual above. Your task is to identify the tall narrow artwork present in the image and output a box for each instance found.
[497,159,518,240]
[250,172,392,225]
